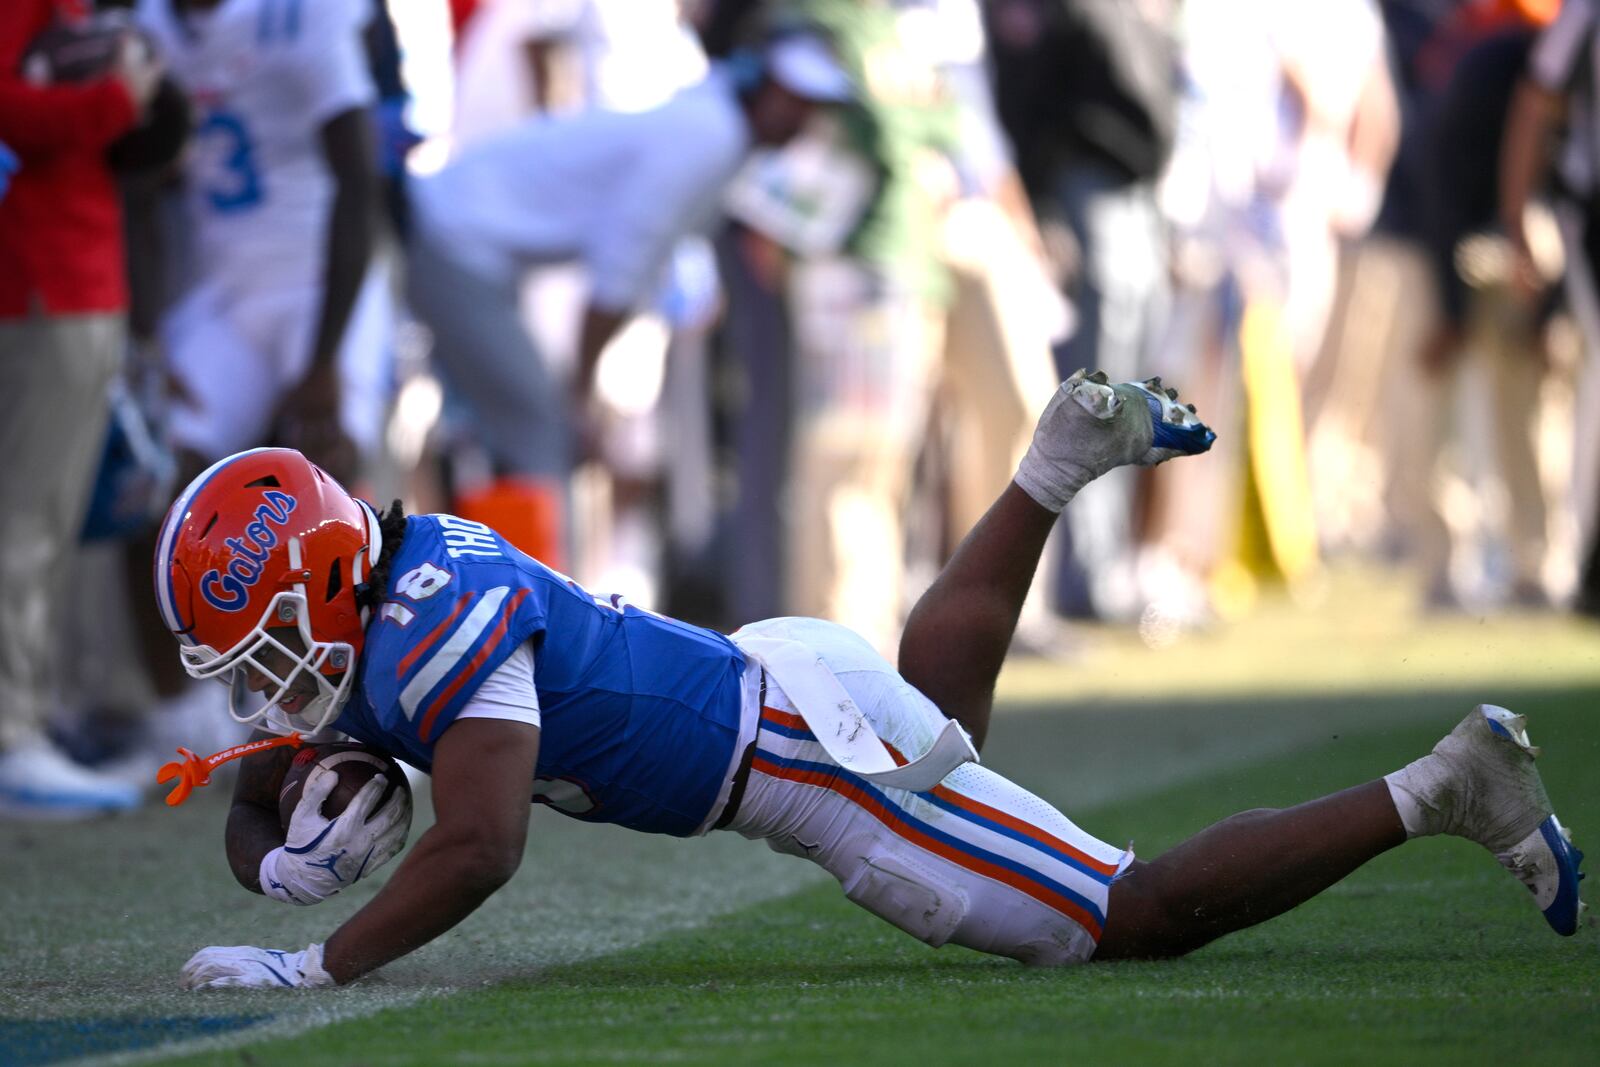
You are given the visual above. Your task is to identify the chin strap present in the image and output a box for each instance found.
[157,732,304,807]
[352,497,384,621]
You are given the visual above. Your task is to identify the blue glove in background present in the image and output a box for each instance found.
[0,141,18,203]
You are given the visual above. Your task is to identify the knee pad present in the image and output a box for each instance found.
[839,842,969,948]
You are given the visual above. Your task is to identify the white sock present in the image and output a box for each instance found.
[1384,754,1451,839]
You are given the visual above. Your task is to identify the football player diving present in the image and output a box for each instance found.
[152,372,1584,988]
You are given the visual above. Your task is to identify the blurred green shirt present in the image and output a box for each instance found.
[785,0,959,302]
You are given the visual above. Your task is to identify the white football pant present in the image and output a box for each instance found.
[162,263,393,461]
[726,617,1130,965]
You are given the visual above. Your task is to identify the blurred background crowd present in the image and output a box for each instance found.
[3,0,1598,818]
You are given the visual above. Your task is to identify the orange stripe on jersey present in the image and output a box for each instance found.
[750,752,1104,940]
[417,588,532,741]
[397,593,473,679]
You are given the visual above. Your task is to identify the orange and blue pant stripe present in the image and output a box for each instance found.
[752,705,1112,940]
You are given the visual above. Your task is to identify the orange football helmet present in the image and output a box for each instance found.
[154,448,383,735]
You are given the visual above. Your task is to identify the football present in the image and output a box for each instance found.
[277,742,411,831]
[20,14,135,85]
[20,14,191,173]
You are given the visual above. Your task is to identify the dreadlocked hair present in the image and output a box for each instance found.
[356,499,408,610]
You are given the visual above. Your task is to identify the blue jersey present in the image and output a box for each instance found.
[336,514,748,836]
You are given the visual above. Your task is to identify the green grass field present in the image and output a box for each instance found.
[2,572,1597,1066]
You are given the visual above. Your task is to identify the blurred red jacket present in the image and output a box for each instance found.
[0,0,136,319]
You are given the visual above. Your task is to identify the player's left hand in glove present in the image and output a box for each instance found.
[260,768,410,905]
[180,942,335,989]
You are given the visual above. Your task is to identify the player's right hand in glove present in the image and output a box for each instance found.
[259,768,410,905]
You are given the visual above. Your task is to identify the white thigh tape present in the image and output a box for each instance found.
[733,634,977,792]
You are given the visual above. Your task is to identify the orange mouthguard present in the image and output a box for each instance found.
[157,733,304,806]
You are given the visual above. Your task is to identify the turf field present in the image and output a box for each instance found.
[2,571,1596,1066]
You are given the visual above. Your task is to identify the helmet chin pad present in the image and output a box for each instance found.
[180,590,355,736]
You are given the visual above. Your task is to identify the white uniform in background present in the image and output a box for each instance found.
[453,0,708,148]
[533,0,707,114]
[445,0,717,606]
[137,0,393,461]
[412,73,747,315]
[439,0,729,600]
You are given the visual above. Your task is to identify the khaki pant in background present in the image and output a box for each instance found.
[939,198,1062,542]
[1368,241,1555,599]
[785,258,942,656]
[0,312,123,749]
[785,205,1063,654]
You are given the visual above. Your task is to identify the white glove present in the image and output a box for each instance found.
[260,768,411,906]
[180,942,334,990]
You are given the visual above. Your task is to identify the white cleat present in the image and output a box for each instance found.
[1430,705,1586,936]
[0,738,141,820]
[1015,370,1215,514]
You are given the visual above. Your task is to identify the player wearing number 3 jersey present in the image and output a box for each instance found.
[134,0,390,480]
[155,375,1584,990]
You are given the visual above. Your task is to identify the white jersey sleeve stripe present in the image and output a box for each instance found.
[400,585,512,721]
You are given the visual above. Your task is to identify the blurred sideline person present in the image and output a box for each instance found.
[751,0,962,654]
[403,31,853,571]
[447,0,717,607]
[987,0,1178,623]
[364,0,421,242]
[452,0,708,139]
[148,375,1584,990]
[900,0,1065,621]
[0,0,162,817]
[1225,0,1396,607]
[1387,11,1556,611]
[1502,0,1600,615]
[135,0,391,488]
[104,0,391,774]
[1142,0,1395,619]
[714,0,1059,644]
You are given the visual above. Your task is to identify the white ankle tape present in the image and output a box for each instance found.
[1384,756,1447,839]
[1014,455,1096,514]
